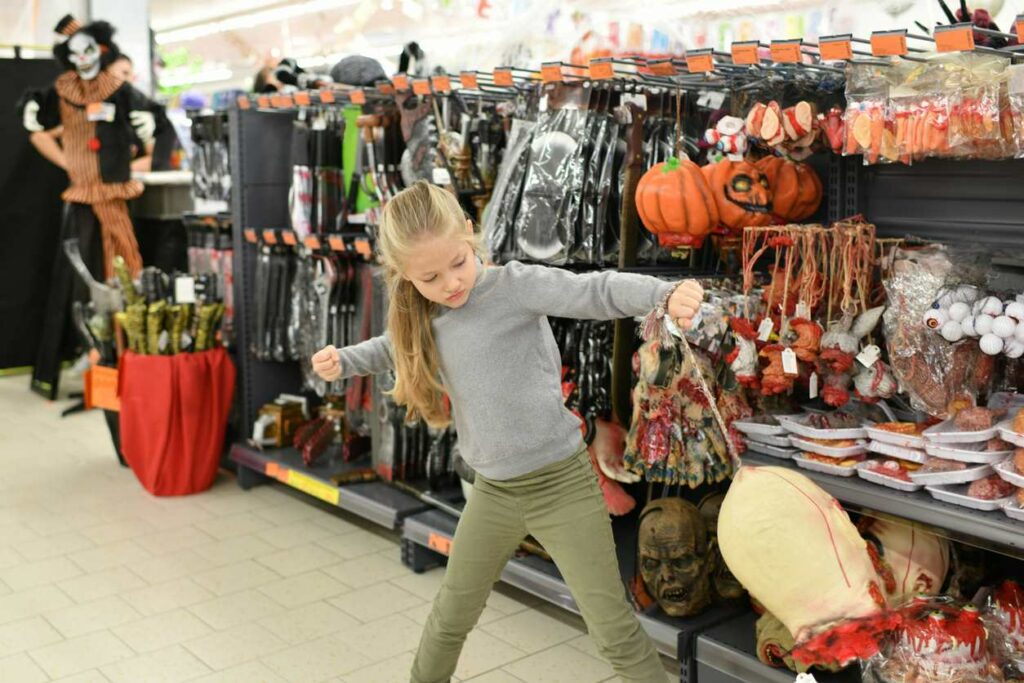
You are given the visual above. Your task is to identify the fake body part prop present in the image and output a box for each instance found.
[819,306,886,408]
[697,492,745,602]
[859,518,950,605]
[637,497,713,618]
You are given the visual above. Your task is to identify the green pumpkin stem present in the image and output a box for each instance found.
[663,156,681,173]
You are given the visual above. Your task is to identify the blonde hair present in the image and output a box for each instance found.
[377,181,483,427]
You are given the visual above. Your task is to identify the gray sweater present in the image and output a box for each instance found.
[337,261,675,480]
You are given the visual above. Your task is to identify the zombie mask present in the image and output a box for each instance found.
[67,33,102,80]
[698,492,745,602]
[638,497,712,617]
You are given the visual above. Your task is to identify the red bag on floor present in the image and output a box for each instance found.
[118,348,236,496]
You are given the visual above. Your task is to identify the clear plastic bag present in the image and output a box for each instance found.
[843,63,891,164]
[1006,65,1024,159]
[481,118,536,261]
[981,581,1024,681]
[946,53,1008,160]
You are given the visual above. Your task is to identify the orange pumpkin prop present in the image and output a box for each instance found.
[756,157,823,222]
[636,156,719,248]
[701,159,773,234]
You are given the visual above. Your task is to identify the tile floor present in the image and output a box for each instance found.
[0,373,678,682]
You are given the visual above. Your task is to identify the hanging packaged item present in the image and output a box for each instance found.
[843,62,894,165]
[483,118,536,261]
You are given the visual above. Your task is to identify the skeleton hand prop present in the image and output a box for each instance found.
[23,100,43,132]
[129,110,155,144]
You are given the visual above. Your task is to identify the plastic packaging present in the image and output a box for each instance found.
[924,440,1012,465]
[792,454,859,477]
[789,436,867,459]
[482,119,537,262]
[745,441,796,459]
[733,416,792,438]
[909,462,994,486]
[778,414,868,441]
[993,460,1024,488]
[864,423,927,450]
[856,461,923,491]
[981,580,1024,679]
[867,440,928,464]
[1003,498,1024,522]
[996,419,1024,447]
[746,433,794,448]
[843,62,894,165]
[1008,64,1024,159]
[926,483,1014,511]
[923,418,1000,444]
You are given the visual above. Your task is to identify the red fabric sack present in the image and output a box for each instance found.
[118,348,235,496]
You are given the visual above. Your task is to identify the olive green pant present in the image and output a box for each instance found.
[410,446,665,683]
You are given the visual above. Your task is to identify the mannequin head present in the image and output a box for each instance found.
[638,497,713,617]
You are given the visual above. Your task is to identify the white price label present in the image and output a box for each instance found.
[857,344,881,368]
[621,93,648,110]
[706,91,727,109]
[795,301,810,319]
[809,372,819,399]
[432,167,453,185]
[538,94,548,113]
[175,276,196,304]
[757,318,774,342]
[782,348,798,375]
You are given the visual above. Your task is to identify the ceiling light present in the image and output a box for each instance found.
[159,67,235,88]
[155,0,361,45]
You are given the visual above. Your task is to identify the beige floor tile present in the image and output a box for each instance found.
[1,555,83,591]
[258,600,360,645]
[503,643,614,683]
[81,519,158,545]
[14,531,95,562]
[190,660,288,683]
[111,608,213,653]
[195,490,271,517]
[322,551,410,590]
[480,608,583,654]
[339,613,424,662]
[68,539,152,573]
[315,529,396,560]
[0,585,74,625]
[58,566,147,603]
[566,633,601,659]
[195,512,269,541]
[483,586,540,615]
[127,548,218,584]
[193,560,282,596]
[101,644,211,683]
[122,577,216,616]
[330,582,424,623]
[308,512,366,536]
[134,525,216,556]
[51,670,111,683]
[257,520,339,550]
[0,523,40,548]
[0,546,23,570]
[258,569,351,607]
[0,616,63,657]
[338,650,415,683]
[452,630,528,681]
[184,622,287,671]
[389,566,446,600]
[193,534,278,566]
[464,671,525,683]
[44,595,141,638]
[24,511,106,537]
[260,632,372,682]
[0,578,10,596]
[0,651,49,683]
[251,500,326,526]
[138,504,216,532]
[256,543,342,577]
[27,630,134,679]
[190,589,284,630]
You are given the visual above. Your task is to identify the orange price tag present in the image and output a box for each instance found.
[647,60,678,76]
[393,74,410,91]
[871,30,908,57]
[412,78,431,96]
[589,60,614,80]
[303,235,321,250]
[294,91,311,106]
[265,462,280,477]
[319,89,335,103]
[237,95,250,109]
[83,365,120,412]
[280,94,294,107]
[244,228,258,243]
[818,35,853,61]
[731,41,760,65]
[350,89,366,104]
[431,75,452,93]
[770,40,802,63]
[428,533,452,556]
[257,96,271,108]
[262,230,278,245]
[354,239,372,257]
[493,68,514,86]
[541,63,563,83]
[328,236,345,251]
[377,82,395,96]
[685,49,714,73]
[1017,15,1024,43]
[934,23,975,52]
[281,231,297,246]
[459,71,479,90]
[269,94,283,108]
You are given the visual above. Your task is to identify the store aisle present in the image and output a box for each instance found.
[0,375,676,683]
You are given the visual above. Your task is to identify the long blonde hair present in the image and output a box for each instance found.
[377,181,483,427]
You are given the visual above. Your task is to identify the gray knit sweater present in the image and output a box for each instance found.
[337,261,675,480]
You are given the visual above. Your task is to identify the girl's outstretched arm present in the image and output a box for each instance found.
[311,334,394,381]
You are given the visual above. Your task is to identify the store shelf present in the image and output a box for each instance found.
[230,444,428,530]
[696,611,860,683]
[742,452,1024,558]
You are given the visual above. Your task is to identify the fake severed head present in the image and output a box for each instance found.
[637,497,713,617]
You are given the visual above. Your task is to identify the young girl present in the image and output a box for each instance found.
[312,181,703,683]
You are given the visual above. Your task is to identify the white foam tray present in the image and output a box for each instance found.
[793,454,858,477]
[924,441,1013,465]
[778,415,867,441]
[993,460,1024,488]
[863,423,927,450]
[996,419,1024,448]
[866,440,928,464]
[923,418,998,444]
[745,432,794,448]
[1003,498,1024,522]
[733,416,793,438]
[925,484,1014,512]
[909,463,994,486]
[745,441,796,459]
[789,436,867,459]
[855,462,922,492]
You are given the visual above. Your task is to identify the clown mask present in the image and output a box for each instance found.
[67,32,102,80]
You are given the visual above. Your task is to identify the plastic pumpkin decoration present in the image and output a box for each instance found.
[636,156,719,249]
[701,159,772,234]
[756,157,823,222]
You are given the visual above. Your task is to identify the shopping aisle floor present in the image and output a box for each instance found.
[0,374,677,683]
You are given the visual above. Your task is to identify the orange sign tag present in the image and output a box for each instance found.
[354,239,372,258]
[493,68,514,86]
[428,533,452,556]
[319,89,335,103]
[412,79,431,96]
[731,41,760,65]
[377,82,395,96]
[281,231,298,246]
[871,30,908,57]
[541,62,563,83]
[280,94,294,107]
[647,59,678,76]
[350,89,366,105]
[257,96,271,108]
[244,228,258,244]
[934,23,975,52]
[328,236,345,251]
[459,71,479,90]
[431,75,452,93]
[294,92,311,106]
[589,60,614,80]
[262,230,278,245]
[1017,15,1024,43]
[685,49,714,73]
[237,95,250,109]
[393,74,410,91]
[303,235,321,250]
[770,40,802,63]
[818,35,853,61]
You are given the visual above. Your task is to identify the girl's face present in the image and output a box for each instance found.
[402,222,477,308]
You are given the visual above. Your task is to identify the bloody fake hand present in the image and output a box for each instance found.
[667,280,704,331]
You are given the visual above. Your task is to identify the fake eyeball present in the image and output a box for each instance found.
[948,302,971,323]
[1004,339,1024,359]
[993,315,1017,339]
[940,320,964,342]
[980,333,1004,355]
[961,317,978,337]
[974,314,995,336]
[923,309,948,330]
[976,296,1004,317]
[1004,301,1024,322]
[952,284,980,304]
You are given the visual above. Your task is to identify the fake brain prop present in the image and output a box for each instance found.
[701,159,773,234]
[755,156,823,222]
[635,156,719,249]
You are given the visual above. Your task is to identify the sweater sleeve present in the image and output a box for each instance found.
[337,334,394,378]
[504,261,675,321]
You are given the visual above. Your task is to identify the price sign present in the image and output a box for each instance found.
[1017,15,1024,43]
[328,236,345,251]
[319,89,335,103]
[257,95,271,108]
[237,95,250,109]
[294,91,311,106]
[731,41,760,65]
[647,59,678,76]
[412,79,431,96]
[281,231,298,246]
[287,470,340,506]
[431,75,452,93]
[262,230,278,245]
[493,68,514,86]
[354,239,372,257]
[818,34,853,61]
[871,30,908,57]
[770,39,803,63]
[244,228,258,243]
[428,533,452,556]
[279,94,294,107]
[685,49,715,73]
[350,89,366,105]
[377,82,395,96]
[589,59,615,80]
[934,23,975,52]
[541,62,563,83]
[393,74,410,91]
[303,235,321,250]
[459,71,479,90]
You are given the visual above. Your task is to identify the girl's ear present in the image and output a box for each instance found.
[465,219,473,235]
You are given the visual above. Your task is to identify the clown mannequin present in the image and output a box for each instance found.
[20,14,164,397]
